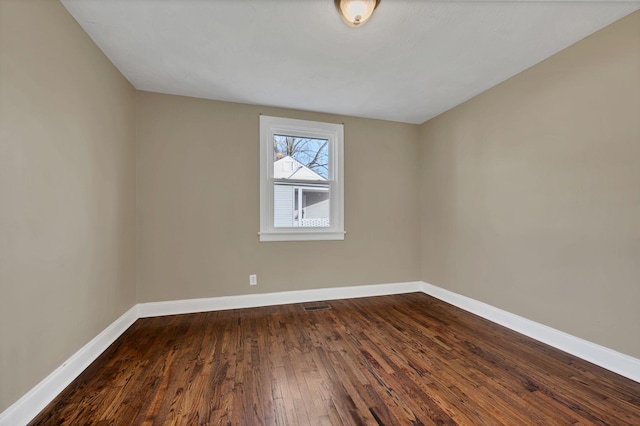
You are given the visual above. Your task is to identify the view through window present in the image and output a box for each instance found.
[273,135,330,228]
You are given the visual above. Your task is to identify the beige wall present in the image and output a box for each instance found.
[0,0,137,411]
[136,92,421,302]
[419,11,640,358]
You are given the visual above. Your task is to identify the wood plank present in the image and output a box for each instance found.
[29,293,640,425]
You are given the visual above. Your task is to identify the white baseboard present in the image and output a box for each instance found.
[419,281,640,383]
[0,306,139,426]
[3,280,639,425]
[137,281,423,318]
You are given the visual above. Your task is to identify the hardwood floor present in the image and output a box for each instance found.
[30,293,640,425]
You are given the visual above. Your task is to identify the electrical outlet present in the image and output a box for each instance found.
[249,274,257,286]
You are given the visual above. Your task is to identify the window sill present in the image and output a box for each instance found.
[259,230,346,242]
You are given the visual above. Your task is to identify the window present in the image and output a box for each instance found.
[259,115,344,241]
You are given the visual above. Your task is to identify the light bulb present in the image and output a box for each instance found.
[336,0,379,27]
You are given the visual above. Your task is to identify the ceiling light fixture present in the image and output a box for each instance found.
[335,0,380,27]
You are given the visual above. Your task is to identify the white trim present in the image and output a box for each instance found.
[4,280,639,425]
[419,281,640,383]
[138,281,422,318]
[258,230,346,241]
[0,306,138,426]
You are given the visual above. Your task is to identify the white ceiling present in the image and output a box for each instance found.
[61,0,640,124]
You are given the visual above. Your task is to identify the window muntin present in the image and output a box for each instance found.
[260,116,344,241]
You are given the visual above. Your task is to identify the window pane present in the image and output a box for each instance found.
[299,188,330,227]
[274,185,330,228]
[273,135,328,181]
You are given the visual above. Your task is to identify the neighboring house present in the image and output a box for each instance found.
[273,156,330,227]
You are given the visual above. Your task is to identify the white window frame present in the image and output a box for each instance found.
[259,115,345,242]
